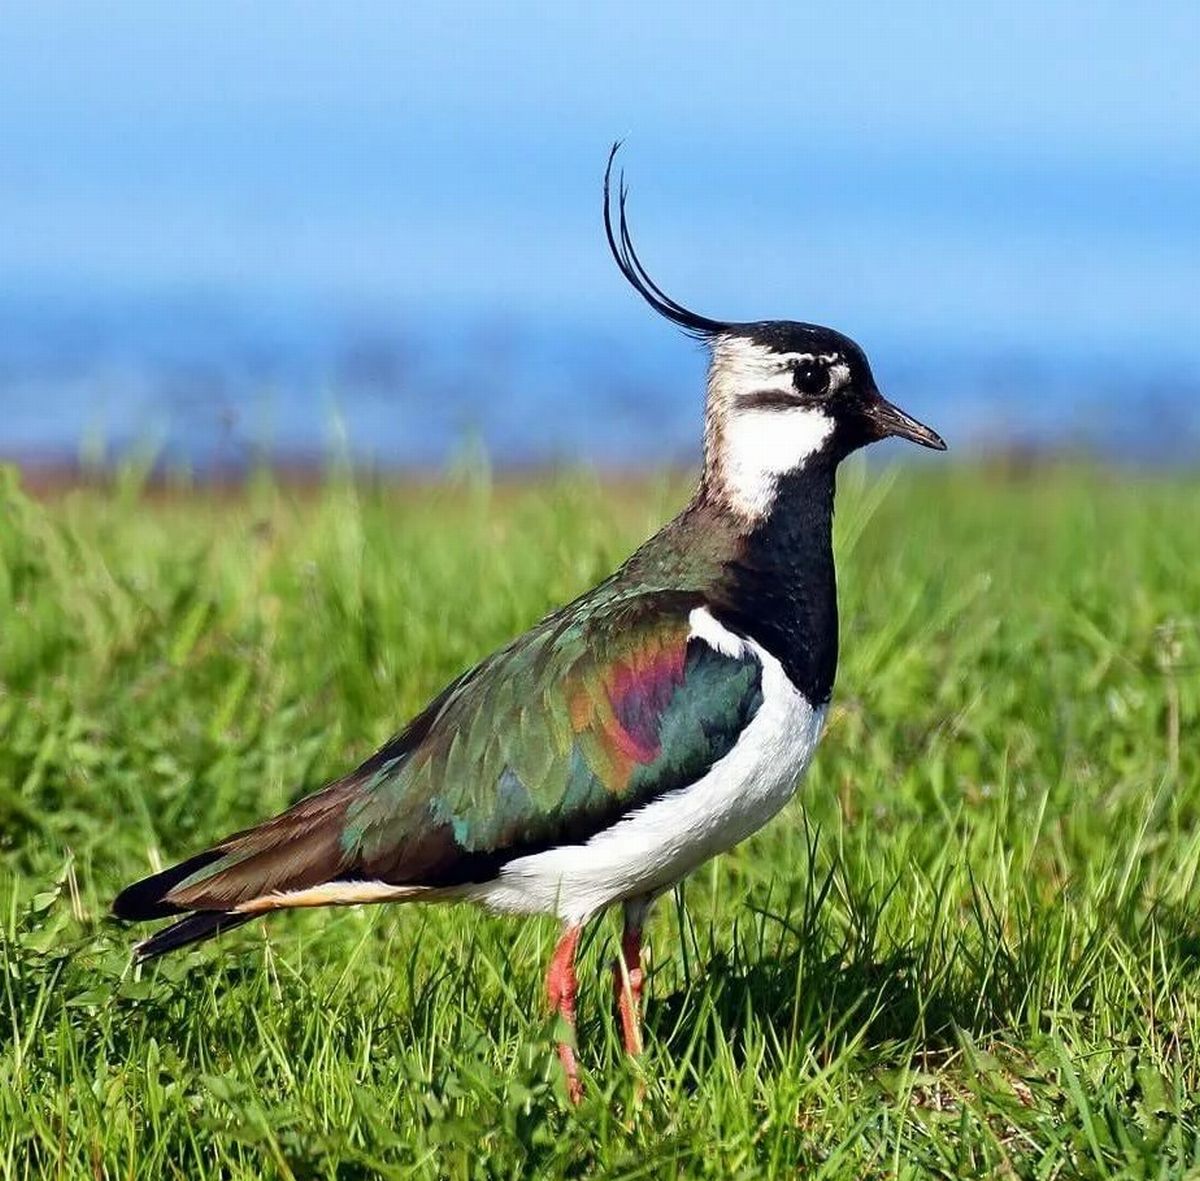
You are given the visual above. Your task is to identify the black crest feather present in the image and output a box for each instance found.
[603,142,728,339]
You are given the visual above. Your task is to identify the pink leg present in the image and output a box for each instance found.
[545,923,584,1104]
[612,907,645,1056]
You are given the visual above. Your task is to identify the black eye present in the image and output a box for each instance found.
[792,360,829,398]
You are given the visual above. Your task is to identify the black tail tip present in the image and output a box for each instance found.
[112,849,224,922]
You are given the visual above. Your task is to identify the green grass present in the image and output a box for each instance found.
[2,459,1199,1179]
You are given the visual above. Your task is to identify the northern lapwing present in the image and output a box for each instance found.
[113,145,946,1102]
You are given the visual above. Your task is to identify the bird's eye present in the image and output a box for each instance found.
[792,361,829,398]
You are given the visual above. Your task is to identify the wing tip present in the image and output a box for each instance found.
[133,911,256,960]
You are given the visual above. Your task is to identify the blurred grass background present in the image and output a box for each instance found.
[2,461,1198,1177]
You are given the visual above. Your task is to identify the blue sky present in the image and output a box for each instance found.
[1,2,1197,463]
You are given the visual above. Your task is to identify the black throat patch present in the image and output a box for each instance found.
[710,455,839,705]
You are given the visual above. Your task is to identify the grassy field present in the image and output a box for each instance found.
[2,460,1199,1179]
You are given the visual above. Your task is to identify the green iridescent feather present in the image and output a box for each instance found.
[337,590,764,884]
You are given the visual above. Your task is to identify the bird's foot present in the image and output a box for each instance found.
[612,923,644,1057]
[546,924,584,1105]
[555,1040,584,1106]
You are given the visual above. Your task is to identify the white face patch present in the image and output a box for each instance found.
[706,336,839,519]
[722,406,834,517]
[710,337,817,398]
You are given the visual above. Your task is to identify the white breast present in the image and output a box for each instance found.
[471,608,828,923]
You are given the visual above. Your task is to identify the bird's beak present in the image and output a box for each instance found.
[866,393,947,451]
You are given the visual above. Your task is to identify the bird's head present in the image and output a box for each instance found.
[604,146,946,520]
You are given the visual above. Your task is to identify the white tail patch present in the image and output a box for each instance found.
[234,880,434,914]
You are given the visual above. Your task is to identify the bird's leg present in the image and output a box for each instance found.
[612,901,646,1056]
[545,922,584,1104]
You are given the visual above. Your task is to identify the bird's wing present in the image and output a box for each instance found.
[342,591,765,886]
[120,591,764,920]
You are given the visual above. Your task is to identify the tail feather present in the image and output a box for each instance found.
[134,911,258,960]
[171,782,356,911]
[113,782,361,958]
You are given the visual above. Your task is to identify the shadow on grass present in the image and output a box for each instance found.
[641,879,1200,1089]
[646,943,960,1071]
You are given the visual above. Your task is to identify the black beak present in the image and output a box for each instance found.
[866,394,947,451]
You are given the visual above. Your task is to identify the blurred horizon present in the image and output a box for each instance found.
[2,1,1198,471]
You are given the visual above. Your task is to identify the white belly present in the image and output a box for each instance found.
[468,608,828,923]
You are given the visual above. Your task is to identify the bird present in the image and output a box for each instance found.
[112,144,946,1102]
